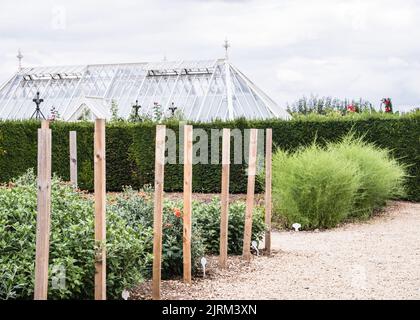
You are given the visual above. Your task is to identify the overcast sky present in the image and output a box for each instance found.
[1,0,419,111]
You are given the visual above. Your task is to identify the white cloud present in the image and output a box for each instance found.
[0,0,420,109]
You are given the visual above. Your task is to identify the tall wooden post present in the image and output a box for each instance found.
[219,128,230,268]
[264,129,273,254]
[69,131,77,188]
[94,119,106,300]
[183,125,193,284]
[152,125,166,300]
[41,120,49,130]
[243,129,258,262]
[34,127,52,300]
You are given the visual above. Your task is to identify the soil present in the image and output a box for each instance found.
[130,201,420,300]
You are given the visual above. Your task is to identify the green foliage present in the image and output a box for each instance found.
[327,135,406,217]
[0,171,266,300]
[0,113,418,200]
[271,144,361,229]
[193,198,266,254]
[270,136,407,229]
[152,103,163,122]
[110,187,205,279]
[160,201,205,278]
[0,131,4,157]
[110,100,124,122]
[109,189,265,275]
[79,160,93,190]
[286,95,374,115]
[0,170,151,300]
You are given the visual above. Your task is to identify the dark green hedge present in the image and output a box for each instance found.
[0,114,419,201]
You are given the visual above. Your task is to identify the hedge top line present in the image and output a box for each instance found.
[0,111,418,127]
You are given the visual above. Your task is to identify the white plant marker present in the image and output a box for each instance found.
[121,289,130,300]
[292,223,301,232]
[251,240,259,256]
[201,257,207,278]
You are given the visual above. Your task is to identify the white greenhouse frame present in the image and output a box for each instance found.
[0,59,290,121]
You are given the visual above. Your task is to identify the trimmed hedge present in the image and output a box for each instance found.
[0,114,419,200]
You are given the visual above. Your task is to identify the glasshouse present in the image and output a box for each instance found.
[0,58,290,121]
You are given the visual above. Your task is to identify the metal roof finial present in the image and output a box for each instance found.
[223,38,230,60]
[17,49,23,71]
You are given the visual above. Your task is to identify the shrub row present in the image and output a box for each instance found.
[0,114,418,200]
[0,171,151,299]
[0,171,265,299]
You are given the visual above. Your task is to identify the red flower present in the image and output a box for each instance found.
[347,105,356,112]
[173,208,182,218]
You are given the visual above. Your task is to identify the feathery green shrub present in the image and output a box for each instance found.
[327,135,406,218]
[271,144,361,229]
[271,136,407,229]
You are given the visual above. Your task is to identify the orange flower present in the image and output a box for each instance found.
[173,208,182,218]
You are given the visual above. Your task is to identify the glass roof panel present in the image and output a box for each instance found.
[0,59,289,121]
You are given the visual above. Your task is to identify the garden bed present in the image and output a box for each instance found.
[130,201,420,300]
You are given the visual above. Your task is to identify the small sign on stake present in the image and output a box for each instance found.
[201,257,207,278]
[292,223,301,232]
[251,241,260,256]
[122,289,130,300]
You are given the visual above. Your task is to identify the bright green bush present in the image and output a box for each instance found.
[327,135,406,217]
[271,144,361,229]
[271,136,407,229]
[193,197,266,254]
[0,170,152,300]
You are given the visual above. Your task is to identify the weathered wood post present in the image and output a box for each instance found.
[219,128,230,268]
[41,120,49,130]
[243,129,258,262]
[94,119,106,300]
[152,125,166,300]
[69,131,77,188]
[183,124,193,284]
[34,127,52,300]
[264,129,273,254]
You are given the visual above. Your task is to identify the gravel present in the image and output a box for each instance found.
[132,201,420,300]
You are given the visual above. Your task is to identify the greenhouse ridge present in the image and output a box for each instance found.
[0,59,290,122]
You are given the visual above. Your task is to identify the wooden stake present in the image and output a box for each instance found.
[243,129,258,262]
[219,128,230,268]
[34,128,52,300]
[264,129,273,254]
[69,131,77,188]
[94,119,106,300]
[183,125,193,284]
[152,125,166,300]
[41,120,49,130]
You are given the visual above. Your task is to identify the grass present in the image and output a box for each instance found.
[269,134,406,229]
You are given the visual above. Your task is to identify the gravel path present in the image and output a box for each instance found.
[136,201,420,300]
